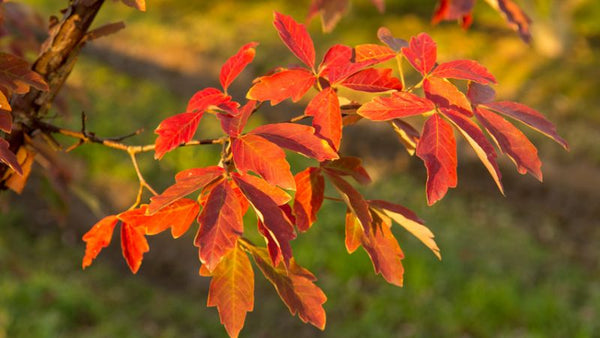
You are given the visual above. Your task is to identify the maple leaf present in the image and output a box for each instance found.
[82,215,119,269]
[390,119,420,155]
[120,0,146,11]
[431,60,496,84]
[233,173,296,266]
[117,199,199,238]
[322,156,371,185]
[475,107,542,181]
[432,0,475,28]
[369,200,441,259]
[218,100,256,138]
[357,91,435,121]
[326,172,372,232]
[273,12,316,70]
[416,114,458,205]
[204,243,254,338]
[220,42,258,93]
[305,87,342,150]
[246,68,315,105]
[250,123,338,161]
[377,27,408,52]
[0,138,22,175]
[0,52,48,94]
[483,101,568,149]
[307,0,349,33]
[195,180,244,271]
[232,134,295,190]
[353,44,396,63]
[293,167,325,232]
[120,221,149,274]
[340,68,403,93]
[423,77,473,116]
[148,166,225,213]
[441,108,503,193]
[250,246,327,330]
[402,33,437,76]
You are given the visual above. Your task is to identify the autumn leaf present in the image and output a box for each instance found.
[247,68,315,105]
[326,172,372,232]
[416,114,458,205]
[0,138,22,175]
[401,33,437,75]
[467,82,496,105]
[257,220,283,266]
[376,27,408,52]
[340,68,403,93]
[154,112,203,159]
[423,77,472,116]
[231,172,290,206]
[250,246,327,330]
[195,180,244,271]
[390,119,420,155]
[120,0,146,11]
[186,87,235,114]
[357,91,435,121]
[484,0,531,42]
[249,123,338,161]
[0,92,11,113]
[305,87,342,151]
[220,42,258,92]
[218,100,256,138]
[232,134,295,190]
[432,0,475,28]
[344,209,362,253]
[82,215,119,269]
[233,173,296,266]
[117,199,199,238]
[293,167,325,232]
[322,156,371,185]
[369,200,441,260]
[120,222,149,274]
[2,146,35,194]
[431,60,496,84]
[148,166,225,213]
[318,44,376,83]
[0,52,48,94]
[441,108,503,193]
[205,243,254,338]
[475,107,542,181]
[354,44,396,63]
[273,12,316,69]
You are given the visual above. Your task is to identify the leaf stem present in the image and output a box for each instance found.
[323,195,345,202]
[395,54,406,89]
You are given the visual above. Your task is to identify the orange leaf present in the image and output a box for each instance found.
[118,199,199,238]
[154,112,203,159]
[305,87,342,150]
[231,172,290,206]
[120,0,146,11]
[186,87,235,114]
[206,243,254,338]
[390,119,420,156]
[401,33,437,75]
[318,44,376,83]
[322,156,371,185]
[218,100,257,137]
[82,215,119,269]
[0,52,48,94]
[340,68,403,93]
[0,91,11,113]
[120,222,149,274]
[250,246,327,330]
[416,114,458,205]
[326,172,372,232]
[424,77,472,116]
[247,68,315,105]
[344,208,362,254]
[232,134,295,190]
[148,166,225,214]
[220,42,258,92]
[357,91,435,121]
[293,167,325,232]
[431,60,496,84]
[195,180,244,271]
[2,145,35,194]
[475,107,542,181]
[273,12,316,69]
[0,138,22,175]
[354,44,396,63]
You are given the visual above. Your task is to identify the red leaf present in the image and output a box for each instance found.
[206,243,254,338]
[232,134,295,190]
[401,33,437,75]
[218,100,257,137]
[485,0,531,42]
[423,77,472,116]
[0,52,48,94]
[390,119,420,155]
[220,42,258,92]
[293,167,325,232]
[0,138,22,175]
[247,69,315,105]
[369,200,440,259]
[376,27,408,53]
[186,87,234,113]
[340,68,403,93]
[305,87,342,150]
[118,199,200,238]
[233,173,296,266]
[432,0,475,25]
[258,220,283,266]
[120,222,149,274]
[195,180,244,271]
[148,166,225,213]
[82,215,119,269]
[354,44,396,63]
[318,44,376,83]
[475,107,542,180]
[416,114,458,205]
[250,246,327,330]
[344,208,362,253]
[322,156,371,185]
[326,173,372,232]
[232,172,291,206]
[307,0,349,33]
[467,82,496,105]
[273,12,316,69]
[431,60,496,84]
[357,91,435,121]
[154,112,203,160]
[250,123,338,161]
[441,108,504,194]
[483,101,568,149]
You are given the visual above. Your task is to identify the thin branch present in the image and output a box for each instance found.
[128,150,157,209]
[323,195,345,202]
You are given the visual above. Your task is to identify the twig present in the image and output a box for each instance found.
[323,195,345,202]
[128,150,157,209]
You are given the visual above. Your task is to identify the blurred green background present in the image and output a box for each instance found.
[1,0,599,336]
